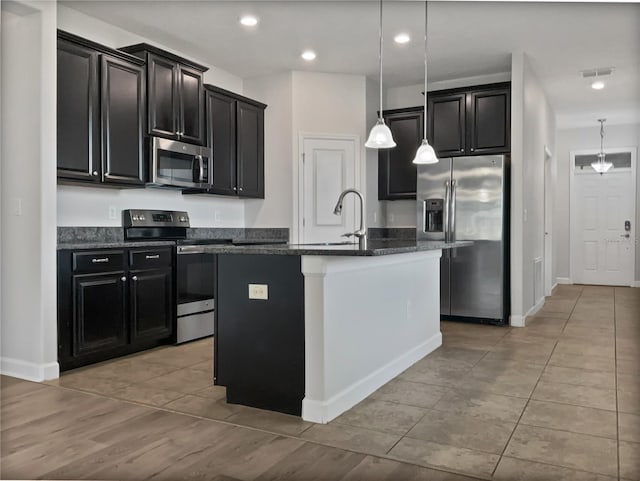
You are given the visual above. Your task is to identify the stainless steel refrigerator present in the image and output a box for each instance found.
[416,155,509,325]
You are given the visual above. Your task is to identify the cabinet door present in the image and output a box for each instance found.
[72,271,127,356]
[101,55,145,185]
[236,101,265,198]
[57,39,101,182]
[178,65,205,145]
[378,110,422,200]
[468,87,510,154]
[129,268,173,343]
[147,53,178,139]
[428,92,466,157]
[206,90,237,195]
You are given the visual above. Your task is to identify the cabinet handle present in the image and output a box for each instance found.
[91,257,109,263]
[132,276,138,281]
[238,187,243,192]
[233,187,237,191]
[92,171,98,176]
[460,149,464,152]
[145,254,160,259]
[121,276,126,281]
[470,148,475,152]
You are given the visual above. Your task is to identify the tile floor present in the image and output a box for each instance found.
[2,284,639,480]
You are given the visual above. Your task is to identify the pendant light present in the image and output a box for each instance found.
[365,0,396,149]
[412,0,438,164]
[591,118,612,174]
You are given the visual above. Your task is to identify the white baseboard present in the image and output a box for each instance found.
[551,282,558,293]
[556,277,572,285]
[633,281,640,288]
[1,357,59,382]
[302,332,442,424]
[510,296,546,328]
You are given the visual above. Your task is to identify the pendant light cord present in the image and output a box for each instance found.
[423,0,428,140]
[378,0,384,120]
[599,119,605,163]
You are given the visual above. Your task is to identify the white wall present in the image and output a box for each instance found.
[1,0,58,381]
[366,77,385,228]
[244,72,294,229]
[385,72,512,111]
[510,52,556,325]
[522,55,556,311]
[56,5,246,228]
[555,122,640,283]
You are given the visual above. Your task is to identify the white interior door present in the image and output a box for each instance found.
[301,136,357,244]
[571,152,636,286]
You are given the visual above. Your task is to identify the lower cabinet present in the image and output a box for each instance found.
[58,247,175,371]
[129,267,173,342]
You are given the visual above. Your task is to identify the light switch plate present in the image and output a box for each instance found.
[248,284,268,300]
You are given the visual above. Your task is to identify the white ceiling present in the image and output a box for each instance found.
[62,0,640,128]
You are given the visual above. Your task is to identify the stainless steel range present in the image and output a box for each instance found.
[124,209,226,343]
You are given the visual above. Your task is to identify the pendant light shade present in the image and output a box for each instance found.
[366,0,396,150]
[412,0,438,165]
[413,139,438,164]
[365,118,396,148]
[591,119,612,175]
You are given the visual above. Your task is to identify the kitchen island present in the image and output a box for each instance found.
[206,240,470,423]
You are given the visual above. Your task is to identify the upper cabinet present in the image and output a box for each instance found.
[197,85,266,198]
[428,82,511,157]
[57,31,145,187]
[378,108,423,200]
[378,82,510,200]
[120,44,207,145]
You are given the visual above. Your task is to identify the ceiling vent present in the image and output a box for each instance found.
[581,67,615,78]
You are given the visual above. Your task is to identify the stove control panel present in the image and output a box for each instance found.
[123,209,190,228]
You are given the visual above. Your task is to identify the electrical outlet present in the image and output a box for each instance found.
[13,197,22,216]
[524,208,528,222]
[389,213,395,224]
[214,211,222,222]
[373,212,377,224]
[108,206,118,220]
[248,284,268,300]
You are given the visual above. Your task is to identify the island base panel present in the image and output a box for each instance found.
[216,254,304,416]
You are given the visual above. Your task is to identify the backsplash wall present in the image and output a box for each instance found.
[57,185,245,227]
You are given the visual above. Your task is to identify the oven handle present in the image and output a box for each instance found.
[177,247,207,254]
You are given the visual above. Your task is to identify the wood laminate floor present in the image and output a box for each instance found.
[1,285,638,480]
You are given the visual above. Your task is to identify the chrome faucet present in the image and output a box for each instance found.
[333,188,367,249]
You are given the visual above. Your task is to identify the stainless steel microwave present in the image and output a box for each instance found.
[149,137,211,189]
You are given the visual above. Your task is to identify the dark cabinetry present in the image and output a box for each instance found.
[378,108,423,200]
[121,44,207,145]
[57,31,145,186]
[428,82,511,157]
[58,246,174,370]
[378,82,510,200]
[216,254,304,415]
[197,86,266,198]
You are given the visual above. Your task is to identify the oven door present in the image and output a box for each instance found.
[176,250,215,316]
[151,137,211,189]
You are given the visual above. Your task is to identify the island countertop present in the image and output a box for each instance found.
[191,239,472,256]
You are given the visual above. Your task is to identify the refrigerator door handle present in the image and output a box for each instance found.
[450,179,457,243]
[444,180,451,243]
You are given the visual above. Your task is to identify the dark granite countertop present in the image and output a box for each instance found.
[57,240,177,250]
[195,239,473,257]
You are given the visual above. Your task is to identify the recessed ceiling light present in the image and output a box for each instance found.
[591,80,605,90]
[301,50,317,61]
[240,15,258,27]
[394,33,411,44]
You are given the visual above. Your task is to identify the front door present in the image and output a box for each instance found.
[571,150,636,286]
[301,136,357,244]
